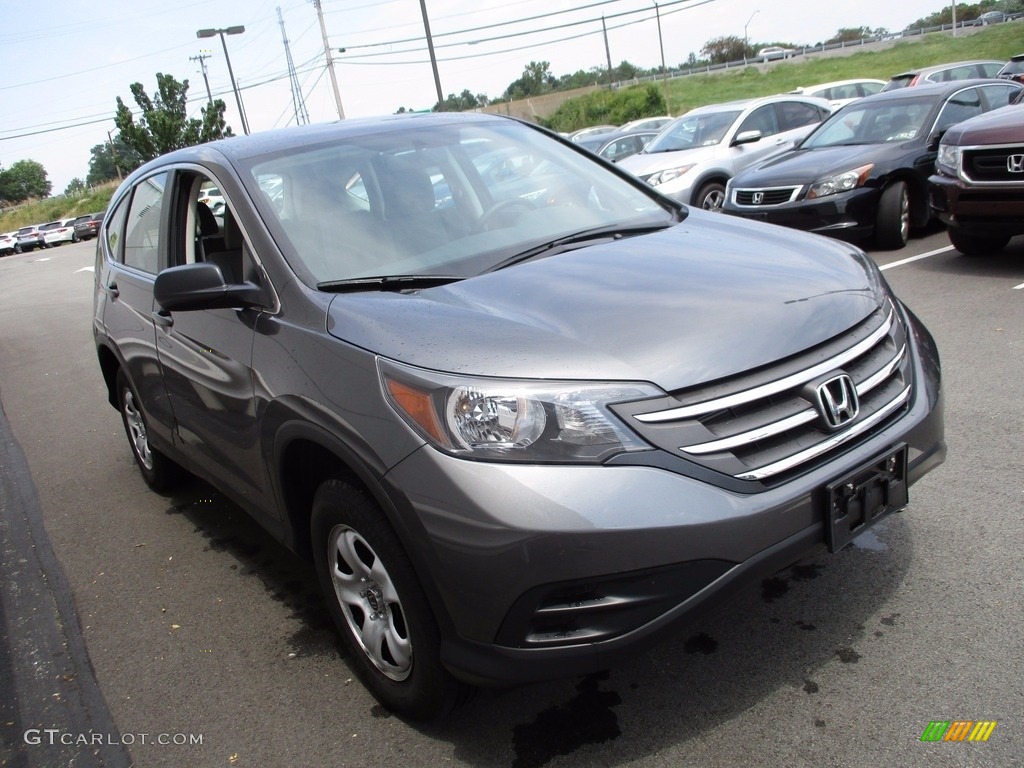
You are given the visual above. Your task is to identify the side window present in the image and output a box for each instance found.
[980,84,1021,110]
[935,88,984,134]
[104,195,130,264]
[778,101,822,131]
[738,105,779,137]
[123,173,167,274]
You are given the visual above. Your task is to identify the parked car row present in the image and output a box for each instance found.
[1,212,105,256]
[721,79,1023,250]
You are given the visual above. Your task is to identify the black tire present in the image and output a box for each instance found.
[116,370,181,491]
[311,480,468,720]
[948,228,1010,257]
[874,181,910,250]
[694,181,726,212]
[72,232,80,243]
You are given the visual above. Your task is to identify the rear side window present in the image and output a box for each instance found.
[123,173,167,274]
[778,101,824,130]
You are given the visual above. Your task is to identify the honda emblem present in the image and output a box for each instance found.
[752,191,764,205]
[815,374,859,429]
[1008,154,1024,174]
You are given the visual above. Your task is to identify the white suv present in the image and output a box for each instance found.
[618,94,831,210]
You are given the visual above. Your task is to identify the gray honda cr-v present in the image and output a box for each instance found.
[93,113,944,720]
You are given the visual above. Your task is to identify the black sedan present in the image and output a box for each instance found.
[723,80,1023,249]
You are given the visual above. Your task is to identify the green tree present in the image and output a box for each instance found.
[114,73,234,162]
[434,89,489,112]
[86,140,143,186]
[701,35,749,64]
[502,61,557,100]
[0,159,52,204]
[64,178,87,196]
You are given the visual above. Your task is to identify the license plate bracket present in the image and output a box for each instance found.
[826,445,908,552]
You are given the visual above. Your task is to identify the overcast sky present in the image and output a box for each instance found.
[1,0,950,193]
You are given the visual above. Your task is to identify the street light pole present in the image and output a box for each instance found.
[196,26,250,135]
[744,10,759,59]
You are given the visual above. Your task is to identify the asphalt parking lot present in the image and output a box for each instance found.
[1,231,1021,767]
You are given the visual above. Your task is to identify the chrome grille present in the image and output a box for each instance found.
[732,187,801,206]
[961,144,1024,183]
[616,304,911,483]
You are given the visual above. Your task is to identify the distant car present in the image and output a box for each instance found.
[882,60,1005,91]
[198,185,224,210]
[929,103,1024,255]
[575,130,660,163]
[16,225,46,252]
[567,125,618,143]
[618,94,831,210]
[975,10,1005,25]
[42,218,77,246]
[723,79,1023,249]
[0,232,19,256]
[791,79,886,110]
[618,116,673,133]
[757,46,794,63]
[74,212,104,241]
[997,53,1024,84]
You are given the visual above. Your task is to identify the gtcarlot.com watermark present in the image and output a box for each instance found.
[24,729,203,747]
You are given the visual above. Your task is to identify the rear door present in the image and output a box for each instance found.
[99,171,178,449]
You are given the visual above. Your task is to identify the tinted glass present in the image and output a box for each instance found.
[123,173,167,274]
[803,95,935,147]
[645,110,742,152]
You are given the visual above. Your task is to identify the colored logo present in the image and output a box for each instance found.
[920,721,997,742]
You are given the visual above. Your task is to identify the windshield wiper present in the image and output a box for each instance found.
[317,274,463,293]
[486,221,674,273]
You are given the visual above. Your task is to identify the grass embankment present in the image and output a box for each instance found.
[0,181,119,233]
[661,24,1023,115]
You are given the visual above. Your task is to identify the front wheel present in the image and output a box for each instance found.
[694,181,726,212]
[948,228,1010,256]
[116,370,181,491]
[311,480,468,720]
[874,181,910,249]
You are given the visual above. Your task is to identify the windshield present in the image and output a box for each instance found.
[801,96,934,148]
[642,110,742,153]
[244,119,673,284]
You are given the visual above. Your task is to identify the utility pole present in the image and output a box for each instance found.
[602,16,614,86]
[419,0,445,111]
[106,131,122,180]
[312,0,345,119]
[278,7,310,125]
[189,52,214,106]
[654,2,669,114]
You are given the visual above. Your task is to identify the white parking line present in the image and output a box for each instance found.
[76,266,94,273]
[1013,282,1024,290]
[878,245,954,271]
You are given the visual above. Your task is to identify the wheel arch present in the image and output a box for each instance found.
[96,343,122,409]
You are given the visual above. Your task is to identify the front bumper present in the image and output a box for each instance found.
[928,173,1024,238]
[381,308,944,685]
[724,187,881,242]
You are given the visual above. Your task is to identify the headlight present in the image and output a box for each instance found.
[806,164,874,199]
[936,144,960,176]
[379,359,659,463]
[644,165,695,187]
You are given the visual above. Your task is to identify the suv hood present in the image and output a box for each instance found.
[327,211,882,392]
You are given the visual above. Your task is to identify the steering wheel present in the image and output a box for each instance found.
[474,199,534,232]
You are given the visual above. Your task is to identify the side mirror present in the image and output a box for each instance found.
[154,262,262,312]
[927,128,948,151]
[732,130,762,146]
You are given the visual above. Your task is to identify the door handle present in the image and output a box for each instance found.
[106,282,119,299]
